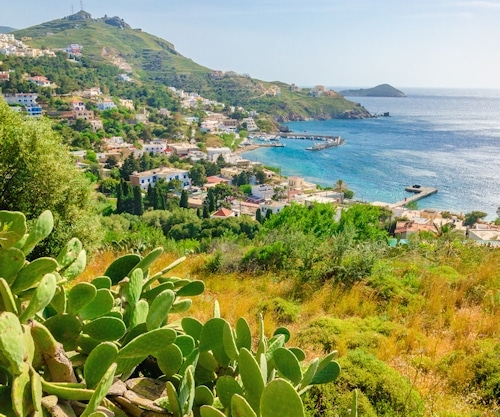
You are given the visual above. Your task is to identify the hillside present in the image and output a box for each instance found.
[0,26,17,33]
[12,11,371,120]
[340,83,405,97]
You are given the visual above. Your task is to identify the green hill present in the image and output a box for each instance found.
[340,84,405,97]
[13,11,371,120]
[0,26,17,33]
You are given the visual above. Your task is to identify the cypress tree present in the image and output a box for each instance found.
[133,186,144,215]
[180,189,189,208]
[203,204,210,219]
[256,208,263,224]
[207,188,216,212]
[116,182,124,213]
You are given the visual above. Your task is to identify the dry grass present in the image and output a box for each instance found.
[80,246,500,416]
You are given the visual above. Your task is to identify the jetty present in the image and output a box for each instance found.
[275,132,341,141]
[392,185,438,208]
[306,137,344,151]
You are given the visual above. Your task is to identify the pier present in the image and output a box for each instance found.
[306,137,344,151]
[274,132,341,141]
[392,186,438,208]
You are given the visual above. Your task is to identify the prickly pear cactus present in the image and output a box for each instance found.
[0,210,345,417]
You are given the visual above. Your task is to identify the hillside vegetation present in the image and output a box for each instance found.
[13,11,370,121]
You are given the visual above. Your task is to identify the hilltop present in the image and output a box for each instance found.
[340,83,405,97]
[12,12,371,121]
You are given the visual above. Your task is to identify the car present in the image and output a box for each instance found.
[412,184,421,188]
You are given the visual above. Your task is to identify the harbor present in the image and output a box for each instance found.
[247,132,344,151]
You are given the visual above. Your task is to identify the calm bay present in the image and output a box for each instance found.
[242,88,500,219]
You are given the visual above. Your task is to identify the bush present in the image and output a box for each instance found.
[337,350,424,416]
[258,297,301,324]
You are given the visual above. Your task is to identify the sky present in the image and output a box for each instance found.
[2,0,500,89]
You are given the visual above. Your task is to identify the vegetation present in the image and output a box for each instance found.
[12,13,370,121]
[1,13,499,417]
[0,100,102,257]
[0,209,342,417]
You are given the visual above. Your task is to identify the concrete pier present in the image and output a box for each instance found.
[392,186,438,208]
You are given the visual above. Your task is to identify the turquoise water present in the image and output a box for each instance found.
[242,88,500,218]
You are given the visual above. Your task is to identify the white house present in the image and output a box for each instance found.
[206,147,232,162]
[241,117,258,132]
[129,167,191,191]
[260,201,288,216]
[3,93,42,117]
[27,75,53,87]
[251,185,274,200]
[142,143,167,155]
[97,99,117,111]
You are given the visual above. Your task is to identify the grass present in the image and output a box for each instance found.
[78,240,500,416]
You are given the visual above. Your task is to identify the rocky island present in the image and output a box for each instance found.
[339,83,405,97]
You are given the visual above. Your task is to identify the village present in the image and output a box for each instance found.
[1,32,500,246]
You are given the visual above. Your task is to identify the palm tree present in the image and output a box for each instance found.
[333,179,348,193]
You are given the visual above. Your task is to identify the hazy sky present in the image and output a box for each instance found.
[2,0,500,89]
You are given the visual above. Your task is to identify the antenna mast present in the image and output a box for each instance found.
[80,0,84,11]
[71,4,74,14]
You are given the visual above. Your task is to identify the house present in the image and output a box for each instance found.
[169,143,199,157]
[394,220,436,238]
[220,167,241,183]
[205,176,230,186]
[81,87,102,98]
[2,93,42,117]
[89,119,104,132]
[134,107,149,124]
[211,207,237,218]
[119,99,135,110]
[70,100,86,111]
[0,71,10,82]
[142,142,166,155]
[129,167,191,191]
[27,75,53,87]
[118,73,132,82]
[467,225,500,245]
[251,185,274,200]
[97,99,117,111]
[3,93,39,106]
[241,117,258,132]
[260,201,288,216]
[200,120,219,132]
[206,147,232,162]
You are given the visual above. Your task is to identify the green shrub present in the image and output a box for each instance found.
[337,350,424,416]
[258,297,301,324]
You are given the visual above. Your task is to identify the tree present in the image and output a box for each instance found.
[120,153,139,180]
[202,203,210,219]
[0,100,102,255]
[189,164,207,187]
[104,155,119,169]
[333,179,348,193]
[133,186,144,215]
[463,211,487,227]
[216,154,226,168]
[139,152,153,172]
[180,189,189,209]
[256,208,263,224]
[255,168,267,184]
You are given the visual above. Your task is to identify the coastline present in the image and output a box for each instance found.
[233,144,261,156]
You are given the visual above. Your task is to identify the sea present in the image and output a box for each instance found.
[241,88,500,219]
